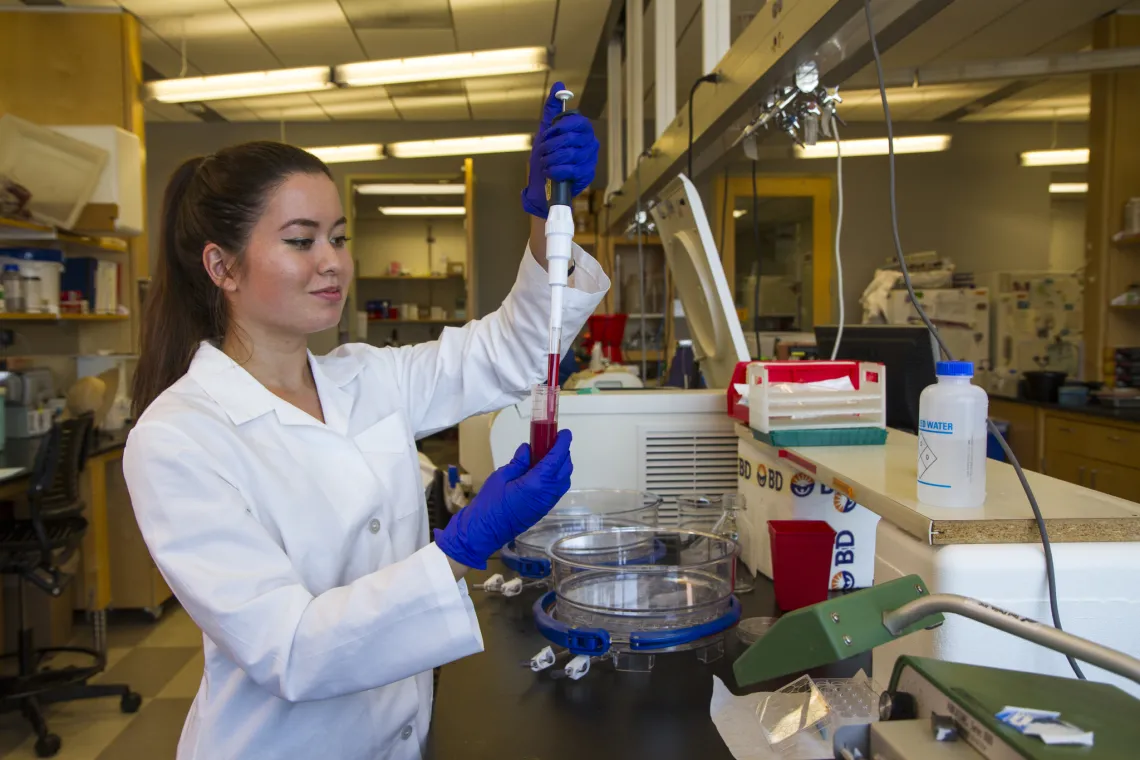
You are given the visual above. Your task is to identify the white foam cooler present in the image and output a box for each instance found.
[874,519,1140,698]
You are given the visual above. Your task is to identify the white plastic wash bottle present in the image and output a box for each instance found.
[916,361,988,508]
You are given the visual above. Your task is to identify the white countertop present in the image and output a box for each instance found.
[738,425,1140,545]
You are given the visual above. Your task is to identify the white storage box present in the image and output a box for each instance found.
[0,114,108,230]
[874,519,1140,698]
[0,248,64,315]
[49,125,143,236]
[885,288,991,370]
[737,431,880,589]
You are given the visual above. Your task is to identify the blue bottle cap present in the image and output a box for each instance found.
[936,361,974,377]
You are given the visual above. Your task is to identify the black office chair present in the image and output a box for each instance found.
[0,414,141,758]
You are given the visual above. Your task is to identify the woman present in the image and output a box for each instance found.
[123,84,605,760]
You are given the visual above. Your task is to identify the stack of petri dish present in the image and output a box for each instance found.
[501,490,662,581]
[534,527,741,667]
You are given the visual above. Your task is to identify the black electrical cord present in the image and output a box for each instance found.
[688,73,720,179]
[861,0,1085,680]
[751,159,762,358]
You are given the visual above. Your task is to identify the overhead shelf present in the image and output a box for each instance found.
[1112,230,1140,247]
[0,216,129,253]
[0,312,128,322]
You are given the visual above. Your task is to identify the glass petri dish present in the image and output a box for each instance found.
[736,616,777,646]
[513,489,662,560]
[549,527,738,648]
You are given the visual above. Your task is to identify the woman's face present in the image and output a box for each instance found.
[218,172,353,337]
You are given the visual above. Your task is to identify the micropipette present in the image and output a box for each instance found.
[530,88,576,466]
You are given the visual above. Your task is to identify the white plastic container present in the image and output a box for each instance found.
[916,361,988,507]
[49,125,144,236]
[0,248,64,316]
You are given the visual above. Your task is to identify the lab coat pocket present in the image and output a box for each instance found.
[353,410,419,520]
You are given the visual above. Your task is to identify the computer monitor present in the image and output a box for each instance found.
[814,325,938,433]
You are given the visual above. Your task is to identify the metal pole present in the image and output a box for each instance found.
[606,36,624,199]
[624,0,644,179]
[883,594,1140,686]
[654,0,677,141]
[702,0,731,75]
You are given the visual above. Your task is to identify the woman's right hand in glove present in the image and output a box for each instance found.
[434,430,573,573]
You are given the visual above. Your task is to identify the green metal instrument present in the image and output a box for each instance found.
[733,574,1140,759]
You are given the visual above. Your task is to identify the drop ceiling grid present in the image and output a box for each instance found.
[450,0,556,51]
[547,0,611,103]
[903,0,1119,122]
[227,0,367,67]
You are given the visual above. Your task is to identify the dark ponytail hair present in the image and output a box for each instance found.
[132,141,332,418]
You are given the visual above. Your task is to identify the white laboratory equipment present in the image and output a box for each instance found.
[916,361,988,508]
[533,527,741,673]
[461,173,747,508]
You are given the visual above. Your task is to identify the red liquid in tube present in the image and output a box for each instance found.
[529,353,561,465]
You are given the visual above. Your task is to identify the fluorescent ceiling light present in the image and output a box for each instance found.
[337,46,547,88]
[305,144,386,164]
[146,66,332,103]
[1049,182,1088,194]
[733,209,747,219]
[356,183,466,196]
[795,134,952,159]
[378,206,466,216]
[1020,148,1089,167]
[388,134,532,159]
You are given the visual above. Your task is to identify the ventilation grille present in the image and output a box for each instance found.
[640,428,739,526]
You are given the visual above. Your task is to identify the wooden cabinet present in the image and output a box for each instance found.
[1042,410,1140,504]
[989,398,1041,471]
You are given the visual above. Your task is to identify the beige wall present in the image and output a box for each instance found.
[1049,197,1088,273]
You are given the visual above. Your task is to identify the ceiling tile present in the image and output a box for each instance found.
[310,86,400,119]
[123,0,280,74]
[548,0,610,102]
[932,0,1129,65]
[246,101,331,121]
[228,0,367,66]
[207,99,264,121]
[144,101,202,122]
[391,94,471,120]
[140,25,204,78]
[467,85,546,119]
[355,29,457,59]
[340,0,451,29]
[450,0,555,51]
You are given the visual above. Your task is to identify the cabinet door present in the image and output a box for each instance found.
[1042,450,1091,487]
[1085,462,1140,503]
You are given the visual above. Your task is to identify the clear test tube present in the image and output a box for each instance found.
[530,383,559,465]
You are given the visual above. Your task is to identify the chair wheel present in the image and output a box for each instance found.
[35,733,61,758]
[120,691,142,713]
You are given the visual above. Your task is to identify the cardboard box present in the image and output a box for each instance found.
[737,433,880,589]
[886,288,991,370]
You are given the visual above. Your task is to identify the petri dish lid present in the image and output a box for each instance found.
[736,616,777,646]
[547,489,663,518]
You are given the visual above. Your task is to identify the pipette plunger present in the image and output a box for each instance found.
[530,89,576,466]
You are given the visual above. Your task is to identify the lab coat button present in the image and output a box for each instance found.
[369,518,381,534]
[400,725,413,740]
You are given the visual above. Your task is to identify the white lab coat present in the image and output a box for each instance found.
[123,246,608,760]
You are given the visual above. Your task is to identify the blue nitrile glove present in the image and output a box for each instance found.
[434,430,573,570]
[521,82,600,219]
